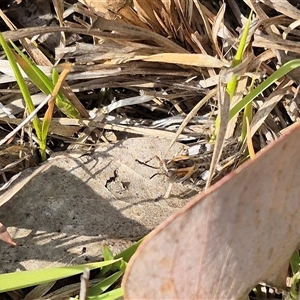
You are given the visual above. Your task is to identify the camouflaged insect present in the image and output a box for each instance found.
[140,141,240,191]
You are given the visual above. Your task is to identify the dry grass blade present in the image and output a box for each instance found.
[205,70,230,189]
[0,117,196,141]
[91,16,188,53]
[133,53,227,68]
[211,3,226,58]
[225,76,248,139]
[259,0,300,20]
[250,84,291,137]
[253,34,300,55]
[23,282,56,300]
[168,88,217,149]
[0,95,51,147]
[52,0,64,27]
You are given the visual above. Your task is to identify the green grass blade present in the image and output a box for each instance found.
[10,41,54,94]
[213,11,253,140]
[114,238,143,263]
[52,64,59,83]
[291,250,300,276]
[0,33,42,140]
[10,41,80,118]
[103,239,144,274]
[229,59,300,120]
[226,11,253,98]
[88,271,124,296]
[100,243,115,275]
[87,287,123,300]
[235,12,253,61]
[0,260,121,292]
[289,272,300,300]
[102,243,114,261]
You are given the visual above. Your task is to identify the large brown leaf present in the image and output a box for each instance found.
[123,122,300,299]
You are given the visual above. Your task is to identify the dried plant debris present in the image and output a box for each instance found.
[1,1,300,299]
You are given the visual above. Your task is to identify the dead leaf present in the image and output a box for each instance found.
[253,33,300,55]
[0,222,16,246]
[140,53,227,68]
[123,121,300,299]
[52,0,64,26]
